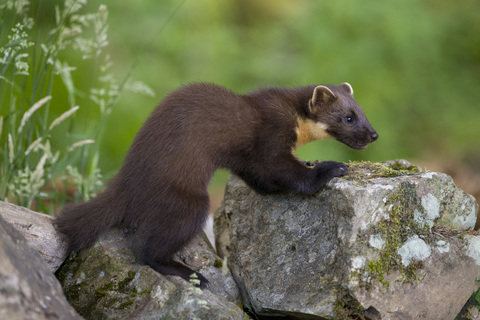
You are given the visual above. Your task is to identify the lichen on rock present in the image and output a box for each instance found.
[215,159,480,319]
[397,235,432,267]
[466,236,480,266]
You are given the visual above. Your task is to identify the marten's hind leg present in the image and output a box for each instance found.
[138,195,210,288]
[145,257,210,288]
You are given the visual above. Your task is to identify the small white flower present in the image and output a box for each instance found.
[8,134,14,163]
[68,139,95,152]
[49,106,79,130]
[126,80,155,97]
[18,96,51,133]
[31,153,48,185]
[25,137,43,155]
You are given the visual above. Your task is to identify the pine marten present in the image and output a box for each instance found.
[55,82,378,288]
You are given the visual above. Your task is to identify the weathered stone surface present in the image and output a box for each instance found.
[215,160,480,319]
[0,214,83,320]
[57,228,245,320]
[0,200,67,271]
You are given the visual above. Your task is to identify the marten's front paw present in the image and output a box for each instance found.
[334,162,348,177]
[315,161,348,178]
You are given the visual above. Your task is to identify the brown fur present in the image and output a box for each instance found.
[55,82,377,288]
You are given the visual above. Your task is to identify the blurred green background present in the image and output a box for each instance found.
[3,0,480,207]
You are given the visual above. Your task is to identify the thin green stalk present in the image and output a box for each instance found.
[1,0,155,210]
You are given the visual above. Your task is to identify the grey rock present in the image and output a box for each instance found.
[57,228,245,320]
[0,213,83,320]
[215,160,480,319]
[0,200,68,271]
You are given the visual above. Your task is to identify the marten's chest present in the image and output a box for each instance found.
[294,118,332,149]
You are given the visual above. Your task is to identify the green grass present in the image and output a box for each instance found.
[0,0,151,213]
[2,0,479,211]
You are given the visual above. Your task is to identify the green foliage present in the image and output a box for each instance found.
[2,0,479,204]
[475,287,480,308]
[92,0,479,174]
[455,287,480,319]
[0,0,151,212]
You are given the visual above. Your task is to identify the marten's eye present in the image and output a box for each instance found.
[345,116,354,124]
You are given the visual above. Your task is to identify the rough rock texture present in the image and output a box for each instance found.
[0,214,82,320]
[0,200,68,271]
[215,160,480,319]
[57,228,246,320]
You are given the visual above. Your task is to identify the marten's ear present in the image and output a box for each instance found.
[340,82,354,95]
[309,85,336,113]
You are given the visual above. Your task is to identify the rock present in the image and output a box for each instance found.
[215,160,480,319]
[57,228,246,320]
[0,200,244,319]
[0,214,83,320]
[0,200,68,271]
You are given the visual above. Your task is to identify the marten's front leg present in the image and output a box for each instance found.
[233,155,347,196]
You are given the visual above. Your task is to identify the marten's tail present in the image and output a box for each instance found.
[54,188,126,253]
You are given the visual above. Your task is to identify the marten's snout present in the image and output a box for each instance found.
[370,132,378,142]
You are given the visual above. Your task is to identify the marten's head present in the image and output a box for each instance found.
[296,83,378,150]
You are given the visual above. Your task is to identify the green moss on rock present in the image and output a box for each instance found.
[118,300,134,309]
[356,182,431,287]
[334,289,369,320]
[345,160,422,180]
[118,271,136,290]
[214,259,223,268]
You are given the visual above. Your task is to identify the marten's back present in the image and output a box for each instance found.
[117,84,261,192]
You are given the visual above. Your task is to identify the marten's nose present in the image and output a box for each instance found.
[371,132,378,142]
